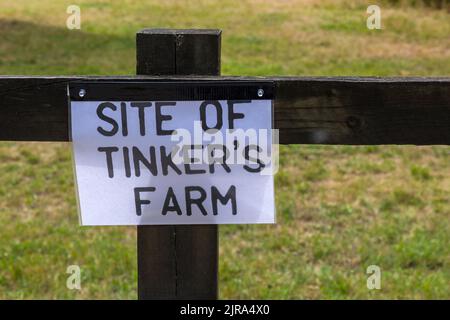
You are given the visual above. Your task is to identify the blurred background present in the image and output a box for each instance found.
[0,0,448,299]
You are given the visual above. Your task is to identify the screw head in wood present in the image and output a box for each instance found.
[257,88,264,97]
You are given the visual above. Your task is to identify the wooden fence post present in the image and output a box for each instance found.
[136,29,221,300]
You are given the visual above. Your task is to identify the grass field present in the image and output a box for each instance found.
[0,0,449,299]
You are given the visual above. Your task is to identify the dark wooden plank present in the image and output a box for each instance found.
[174,30,221,76]
[136,29,220,300]
[0,76,449,144]
[136,30,175,75]
[0,77,70,141]
[275,78,450,145]
[136,29,221,76]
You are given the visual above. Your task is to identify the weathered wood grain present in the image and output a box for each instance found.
[0,76,449,144]
[275,78,450,144]
[136,29,220,300]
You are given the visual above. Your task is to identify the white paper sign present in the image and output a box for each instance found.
[70,99,275,225]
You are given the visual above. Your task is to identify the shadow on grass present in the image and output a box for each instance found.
[0,19,135,75]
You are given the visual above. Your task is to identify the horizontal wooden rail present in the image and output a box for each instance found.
[0,76,449,145]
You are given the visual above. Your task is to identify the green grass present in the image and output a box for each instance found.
[0,0,449,299]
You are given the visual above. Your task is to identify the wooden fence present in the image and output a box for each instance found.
[0,29,449,299]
